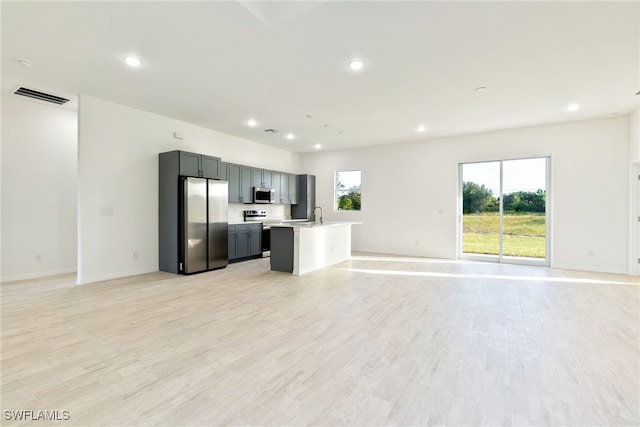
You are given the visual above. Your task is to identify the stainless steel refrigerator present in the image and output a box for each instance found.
[179,177,228,274]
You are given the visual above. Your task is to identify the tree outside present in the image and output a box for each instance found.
[462,181,546,258]
[335,171,361,211]
[462,182,545,214]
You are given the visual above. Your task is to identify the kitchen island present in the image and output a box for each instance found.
[269,221,361,275]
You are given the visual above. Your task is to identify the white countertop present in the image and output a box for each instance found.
[228,220,264,225]
[269,220,362,228]
[228,218,304,225]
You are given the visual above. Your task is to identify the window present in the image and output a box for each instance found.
[335,170,361,211]
[459,157,550,266]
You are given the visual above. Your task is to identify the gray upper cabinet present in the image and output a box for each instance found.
[288,173,299,204]
[179,151,221,179]
[241,166,252,203]
[251,168,263,188]
[262,170,273,188]
[291,174,314,220]
[250,168,274,188]
[200,155,220,179]
[272,172,282,203]
[263,171,296,204]
[172,150,300,205]
[219,162,228,181]
[228,163,241,203]
[228,163,253,203]
[280,172,289,203]
[178,151,201,177]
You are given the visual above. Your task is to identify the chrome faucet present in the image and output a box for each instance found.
[314,206,323,224]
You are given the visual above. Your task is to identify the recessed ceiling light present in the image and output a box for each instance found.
[349,59,364,71]
[314,143,322,149]
[475,86,488,92]
[247,119,257,127]
[16,59,32,68]
[417,125,427,133]
[286,133,294,140]
[123,56,142,67]
[567,103,580,112]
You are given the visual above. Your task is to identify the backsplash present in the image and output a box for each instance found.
[228,204,291,222]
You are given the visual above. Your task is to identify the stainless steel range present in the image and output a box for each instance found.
[243,210,270,257]
[243,209,267,222]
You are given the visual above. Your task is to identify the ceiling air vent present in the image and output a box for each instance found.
[13,86,70,105]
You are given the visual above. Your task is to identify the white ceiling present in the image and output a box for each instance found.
[2,1,639,153]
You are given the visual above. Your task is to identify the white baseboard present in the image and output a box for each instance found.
[551,262,628,276]
[76,266,159,285]
[354,246,455,260]
[1,268,77,283]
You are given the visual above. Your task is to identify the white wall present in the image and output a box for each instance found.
[77,95,300,284]
[629,108,639,275]
[1,95,78,281]
[301,116,630,274]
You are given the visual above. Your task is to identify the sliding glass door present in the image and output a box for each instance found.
[459,157,550,266]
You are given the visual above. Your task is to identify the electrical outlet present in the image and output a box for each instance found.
[133,251,139,260]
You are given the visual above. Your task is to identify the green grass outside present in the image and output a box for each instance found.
[463,212,546,258]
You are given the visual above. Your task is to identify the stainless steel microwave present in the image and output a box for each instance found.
[253,187,275,204]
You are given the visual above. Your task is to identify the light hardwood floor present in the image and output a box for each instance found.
[2,254,639,426]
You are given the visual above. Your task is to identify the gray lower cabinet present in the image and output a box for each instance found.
[249,227,261,255]
[237,227,250,258]
[228,225,238,259]
[229,223,262,261]
[270,227,294,273]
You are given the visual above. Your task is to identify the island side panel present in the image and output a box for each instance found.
[270,227,294,273]
[296,224,352,275]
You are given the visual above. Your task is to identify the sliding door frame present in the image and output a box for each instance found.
[458,156,551,267]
